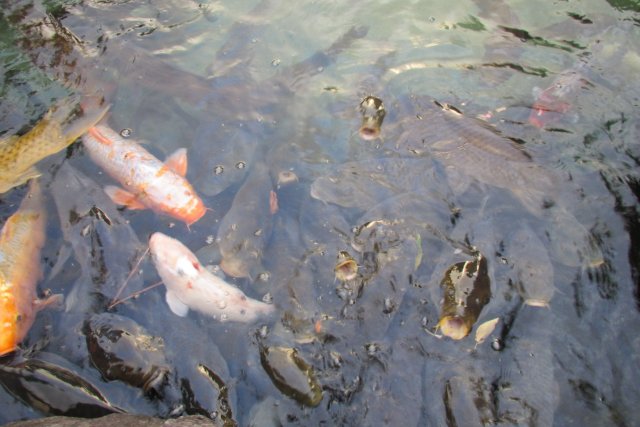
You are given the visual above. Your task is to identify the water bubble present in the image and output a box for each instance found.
[213,165,224,175]
[220,313,228,322]
[235,161,246,169]
[491,338,503,351]
[120,128,132,138]
[262,292,273,303]
[205,235,215,245]
[258,325,269,338]
[258,271,270,282]
[217,300,227,309]
[271,58,281,67]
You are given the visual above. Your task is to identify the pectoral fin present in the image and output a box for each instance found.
[164,148,188,177]
[104,185,147,210]
[166,291,189,317]
[34,293,64,312]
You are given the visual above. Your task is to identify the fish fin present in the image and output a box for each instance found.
[104,185,147,210]
[166,291,189,317]
[0,167,42,193]
[164,148,188,177]
[34,293,64,311]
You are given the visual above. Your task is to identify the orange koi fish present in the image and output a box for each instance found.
[82,124,206,226]
[0,180,63,356]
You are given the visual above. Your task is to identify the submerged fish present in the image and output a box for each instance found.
[82,124,206,226]
[217,162,276,279]
[0,180,63,356]
[0,98,109,194]
[528,70,590,128]
[149,232,275,323]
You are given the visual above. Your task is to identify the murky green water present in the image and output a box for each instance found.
[1,0,639,425]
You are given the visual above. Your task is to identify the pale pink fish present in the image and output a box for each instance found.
[149,232,275,323]
[82,124,206,226]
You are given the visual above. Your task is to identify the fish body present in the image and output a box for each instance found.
[0,180,62,356]
[0,98,109,194]
[528,70,589,128]
[149,232,275,323]
[217,162,276,278]
[82,125,206,225]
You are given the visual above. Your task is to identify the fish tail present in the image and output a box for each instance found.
[62,102,111,143]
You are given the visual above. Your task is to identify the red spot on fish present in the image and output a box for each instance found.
[269,190,278,215]
[191,261,200,271]
[186,281,193,289]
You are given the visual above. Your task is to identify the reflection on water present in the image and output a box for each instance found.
[1,0,639,425]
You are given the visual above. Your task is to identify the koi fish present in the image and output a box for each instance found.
[149,232,275,323]
[0,180,63,356]
[0,97,109,194]
[82,124,206,226]
[528,70,590,128]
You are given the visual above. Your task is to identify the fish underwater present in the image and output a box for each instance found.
[217,162,277,279]
[528,69,590,128]
[0,180,63,356]
[82,124,206,226]
[149,232,275,323]
[0,97,109,194]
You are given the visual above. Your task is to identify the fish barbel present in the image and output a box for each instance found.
[82,124,206,226]
[149,232,275,323]
[0,97,110,194]
[0,180,63,356]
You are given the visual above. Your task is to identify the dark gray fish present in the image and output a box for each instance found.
[310,157,450,210]
[0,357,122,418]
[50,162,145,313]
[217,162,276,279]
[85,313,170,395]
[259,345,323,407]
[505,225,555,308]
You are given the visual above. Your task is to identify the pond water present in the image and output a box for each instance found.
[1,0,639,425]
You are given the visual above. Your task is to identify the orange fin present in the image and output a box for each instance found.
[165,148,188,177]
[34,293,64,312]
[104,185,147,210]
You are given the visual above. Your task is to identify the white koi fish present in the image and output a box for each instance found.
[149,232,275,323]
[82,125,206,226]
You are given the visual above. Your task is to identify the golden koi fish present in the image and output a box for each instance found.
[82,125,206,226]
[0,98,110,194]
[149,232,275,323]
[0,180,63,356]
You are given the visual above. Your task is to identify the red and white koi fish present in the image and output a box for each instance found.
[0,180,63,356]
[149,232,275,323]
[82,125,206,226]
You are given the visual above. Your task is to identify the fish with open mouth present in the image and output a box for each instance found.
[149,232,275,323]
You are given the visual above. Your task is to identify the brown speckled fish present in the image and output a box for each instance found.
[0,98,109,194]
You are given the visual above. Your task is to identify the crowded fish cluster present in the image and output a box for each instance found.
[2,0,639,425]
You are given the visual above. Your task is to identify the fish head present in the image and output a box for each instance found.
[149,232,202,290]
[0,282,30,356]
[172,194,207,226]
[358,96,386,140]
